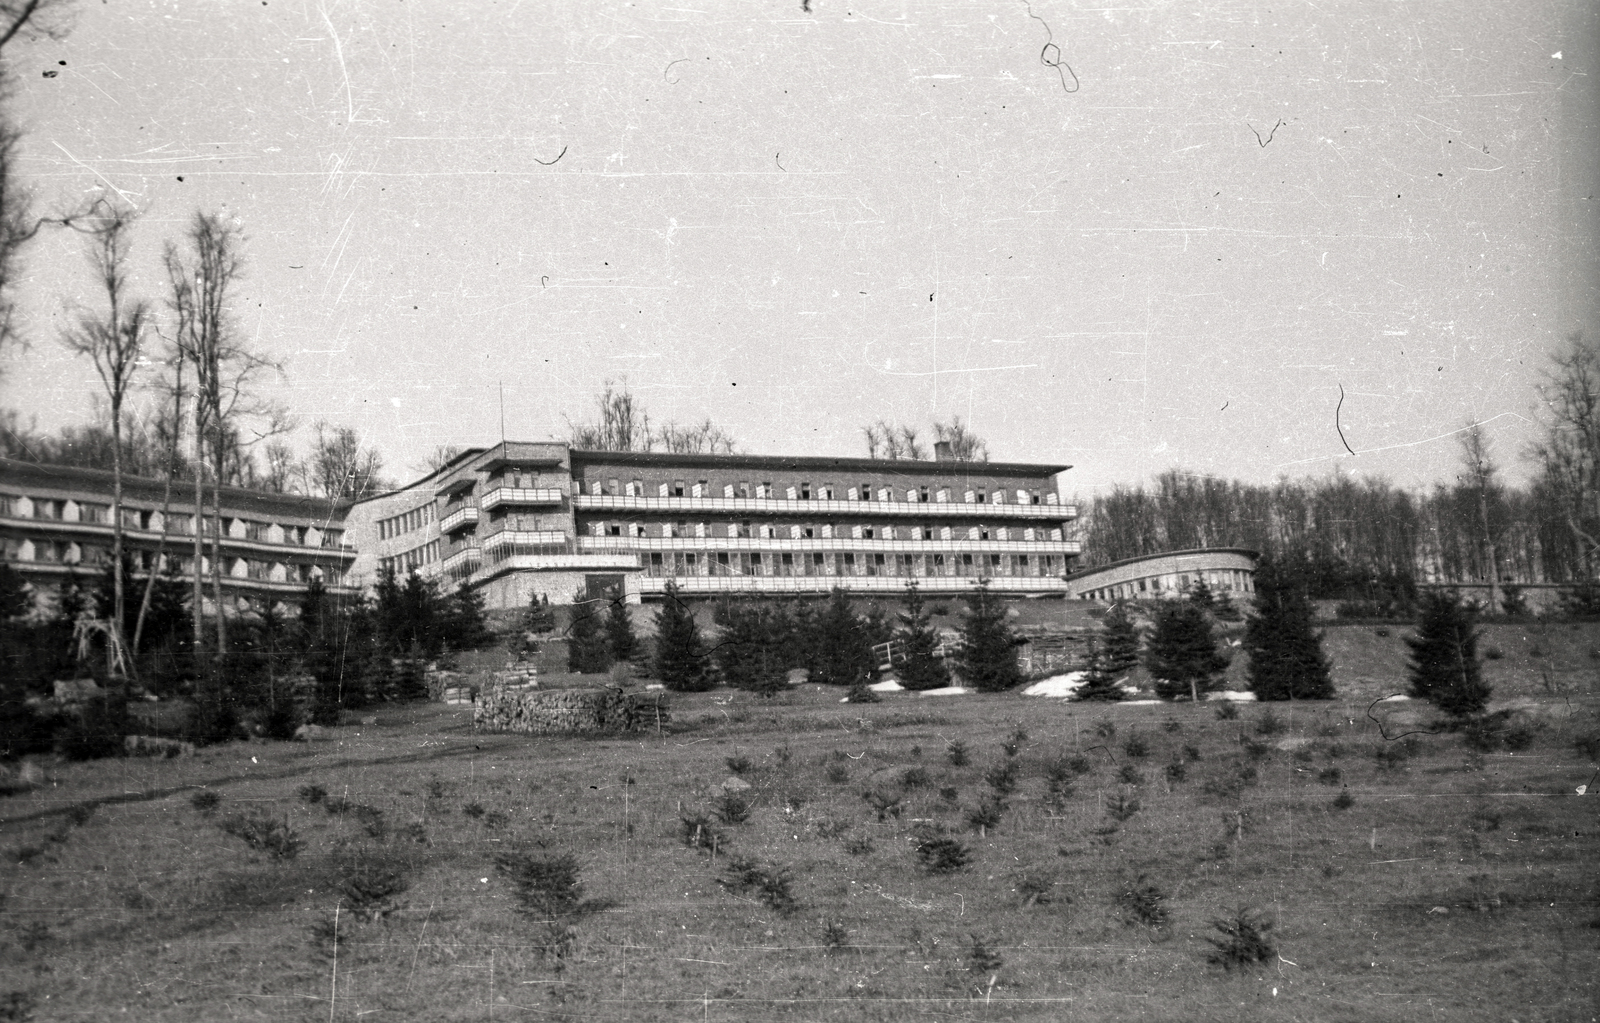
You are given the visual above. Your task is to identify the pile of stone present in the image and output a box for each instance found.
[473,685,669,735]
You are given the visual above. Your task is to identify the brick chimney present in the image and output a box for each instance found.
[934,440,953,462]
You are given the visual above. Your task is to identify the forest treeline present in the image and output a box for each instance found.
[1077,464,1573,587]
[1078,334,1600,592]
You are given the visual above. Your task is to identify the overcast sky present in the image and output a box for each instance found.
[2,0,1595,497]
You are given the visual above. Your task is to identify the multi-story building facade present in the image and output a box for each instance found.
[340,442,1078,607]
[0,457,358,612]
[3,442,1078,613]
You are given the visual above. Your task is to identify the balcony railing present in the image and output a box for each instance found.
[572,493,1075,520]
[441,542,482,574]
[479,487,564,512]
[575,535,1080,556]
[439,504,479,533]
[634,575,1069,596]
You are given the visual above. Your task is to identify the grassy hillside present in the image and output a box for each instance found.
[2,683,1595,1021]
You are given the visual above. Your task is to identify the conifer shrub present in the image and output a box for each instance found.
[654,582,713,691]
[915,836,971,874]
[1074,637,1124,702]
[1115,875,1167,926]
[219,812,303,860]
[719,857,798,915]
[954,580,1024,692]
[1203,907,1276,969]
[895,583,951,691]
[565,592,612,674]
[1243,556,1335,701]
[1405,590,1491,718]
[966,795,1006,836]
[1146,600,1227,702]
[946,739,969,766]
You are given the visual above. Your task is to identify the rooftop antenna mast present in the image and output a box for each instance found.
[499,381,506,446]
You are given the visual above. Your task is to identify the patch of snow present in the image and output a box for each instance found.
[1377,694,1411,703]
[1206,690,1258,702]
[869,679,904,692]
[1022,672,1087,698]
[917,686,970,696]
[1121,699,1163,706]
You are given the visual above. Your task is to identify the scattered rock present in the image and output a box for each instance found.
[715,775,752,795]
[1428,906,1449,915]
[294,723,332,741]
[53,678,103,703]
[124,735,195,758]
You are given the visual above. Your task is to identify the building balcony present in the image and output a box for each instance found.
[479,487,564,512]
[0,511,356,562]
[633,575,1069,597]
[441,542,482,575]
[439,504,479,533]
[480,530,569,560]
[575,535,1080,556]
[571,493,1073,520]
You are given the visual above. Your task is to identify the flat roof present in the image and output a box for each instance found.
[568,449,1069,478]
[1064,547,1260,582]
[0,458,350,521]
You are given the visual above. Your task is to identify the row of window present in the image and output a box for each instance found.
[379,539,441,576]
[378,503,436,540]
[643,550,1064,579]
[579,477,1052,506]
[1,495,339,547]
[1079,570,1254,602]
[589,520,1065,542]
[3,539,340,585]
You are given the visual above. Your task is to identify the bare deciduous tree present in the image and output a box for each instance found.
[165,210,283,655]
[1457,424,1503,609]
[59,195,150,684]
[310,420,389,500]
[567,380,738,454]
[0,0,73,364]
[933,416,989,462]
[1530,332,1600,580]
[568,379,653,451]
[655,417,737,455]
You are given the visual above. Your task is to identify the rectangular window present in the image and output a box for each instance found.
[801,482,811,500]
[673,480,685,497]
[860,483,871,500]
[781,552,794,576]
[738,481,751,499]
[650,552,664,575]
[716,552,731,574]
[919,486,929,503]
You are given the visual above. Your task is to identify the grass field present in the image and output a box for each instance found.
[3,676,1597,1023]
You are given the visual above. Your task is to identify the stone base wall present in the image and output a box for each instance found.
[472,685,669,735]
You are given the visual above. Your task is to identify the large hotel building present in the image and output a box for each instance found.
[2,442,1080,611]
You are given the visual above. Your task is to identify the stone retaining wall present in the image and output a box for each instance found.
[472,685,669,735]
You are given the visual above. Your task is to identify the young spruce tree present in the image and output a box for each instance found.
[1404,589,1491,717]
[653,581,712,691]
[1145,598,1227,702]
[565,591,612,674]
[1244,556,1335,700]
[811,588,876,687]
[956,579,1024,693]
[604,586,638,664]
[1100,601,1142,677]
[1074,636,1124,702]
[895,582,950,691]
